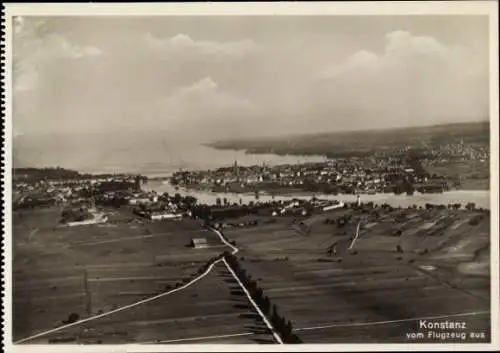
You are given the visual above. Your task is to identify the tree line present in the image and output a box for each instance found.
[14,167,148,183]
[223,251,303,344]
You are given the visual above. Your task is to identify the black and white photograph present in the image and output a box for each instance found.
[3,2,499,351]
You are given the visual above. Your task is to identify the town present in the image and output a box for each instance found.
[13,167,346,226]
[169,138,489,196]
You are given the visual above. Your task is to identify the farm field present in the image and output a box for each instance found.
[12,206,230,342]
[23,262,277,344]
[13,204,491,344]
[424,159,490,190]
[222,207,491,343]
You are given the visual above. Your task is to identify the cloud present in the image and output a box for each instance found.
[13,17,103,92]
[385,30,448,57]
[12,18,488,140]
[154,77,259,138]
[145,33,261,60]
[319,50,379,78]
[320,31,478,79]
[315,30,488,126]
[161,77,257,118]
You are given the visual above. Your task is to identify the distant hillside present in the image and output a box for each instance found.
[13,167,84,182]
[12,167,134,183]
[208,121,490,158]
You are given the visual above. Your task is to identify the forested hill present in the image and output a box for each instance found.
[208,121,489,158]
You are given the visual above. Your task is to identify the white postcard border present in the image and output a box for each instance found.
[2,2,499,352]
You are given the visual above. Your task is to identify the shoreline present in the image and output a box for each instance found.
[145,180,491,210]
[157,182,490,196]
[146,175,489,196]
[202,143,328,159]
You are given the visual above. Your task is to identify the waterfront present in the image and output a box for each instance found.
[14,133,490,209]
[146,179,491,210]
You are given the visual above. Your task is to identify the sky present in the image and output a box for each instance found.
[12,15,490,142]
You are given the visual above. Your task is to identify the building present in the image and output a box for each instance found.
[66,215,108,227]
[135,176,143,191]
[97,181,135,193]
[65,209,108,227]
[149,212,182,221]
[322,201,345,211]
[129,198,149,205]
[191,238,208,249]
[234,160,240,180]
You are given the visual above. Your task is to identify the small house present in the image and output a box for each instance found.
[191,238,208,249]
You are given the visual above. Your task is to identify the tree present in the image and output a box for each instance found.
[279,316,286,332]
[263,296,271,314]
[232,260,241,273]
[183,196,197,208]
[465,202,476,211]
[173,193,182,204]
[249,280,257,294]
[286,321,293,338]
[65,312,80,324]
[272,304,279,321]
[240,269,247,279]
[256,287,263,299]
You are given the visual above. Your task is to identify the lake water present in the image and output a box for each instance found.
[146,180,491,210]
[13,133,327,177]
